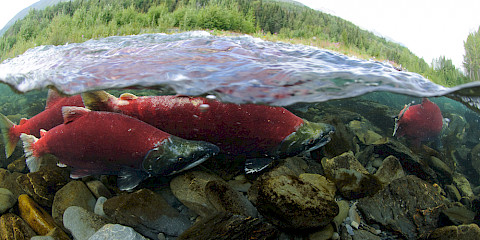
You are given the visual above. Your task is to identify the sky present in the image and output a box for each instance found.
[1,0,479,70]
[296,0,480,70]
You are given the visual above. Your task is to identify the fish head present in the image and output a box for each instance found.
[393,103,411,137]
[142,136,220,176]
[276,120,335,158]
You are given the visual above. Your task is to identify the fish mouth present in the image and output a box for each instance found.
[142,136,220,176]
[275,120,335,158]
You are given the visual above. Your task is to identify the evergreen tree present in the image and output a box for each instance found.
[464,26,480,82]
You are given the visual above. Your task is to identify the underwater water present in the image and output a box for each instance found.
[0,31,480,239]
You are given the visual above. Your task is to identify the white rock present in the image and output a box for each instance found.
[94,196,107,217]
[64,206,108,240]
[89,224,148,240]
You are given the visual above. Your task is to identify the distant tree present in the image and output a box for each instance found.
[464,26,480,81]
[433,56,467,86]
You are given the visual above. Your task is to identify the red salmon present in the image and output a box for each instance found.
[20,106,219,190]
[393,98,443,146]
[0,90,84,157]
[82,91,334,159]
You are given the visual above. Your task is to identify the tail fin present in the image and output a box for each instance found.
[81,91,115,111]
[20,133,41,172]
[0,113,18,158]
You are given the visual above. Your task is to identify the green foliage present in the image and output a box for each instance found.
[0,0,468,86]
[464,26,480,82]
[432,56,467,87]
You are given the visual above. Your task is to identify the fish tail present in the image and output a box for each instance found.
[0,113,18,158]
[81,90,115,111]
[20,133,41,172]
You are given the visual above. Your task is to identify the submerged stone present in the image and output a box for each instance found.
[0,188,16,214]
[103,188,191,238]
[374,155,405,186]
[0,213,36,240]
[63,206,108,240]
[322,151,381,199]
[252,174,338,229]
[178,212,278,240]
[428,224,480,240]
[357,175,447,239]
[170,171,224,217]
[89,224,148,240]
[52,181,96,231]
[16,166,70,208]
[204,180,258,217]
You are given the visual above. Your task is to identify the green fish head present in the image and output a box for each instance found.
[276,120,335,158]
[142,136,219,176]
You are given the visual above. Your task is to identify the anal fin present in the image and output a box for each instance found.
[117,168,149,191]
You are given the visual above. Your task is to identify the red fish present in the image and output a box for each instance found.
[20,106,219,190]
[0,90,84,157]
[82,91,334,160]
[393,98,443,146]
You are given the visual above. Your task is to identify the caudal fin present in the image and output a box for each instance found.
[20,133,41,172]
[0,113,18,158]
[81,90,116,111]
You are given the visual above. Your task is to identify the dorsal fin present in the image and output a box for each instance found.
[19,118,28,125]
[46,89,66,109]
[62,106,91,124]
[119,93,138,100]
[81,91,115,111]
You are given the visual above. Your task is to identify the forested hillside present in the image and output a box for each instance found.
[0,0,469,86]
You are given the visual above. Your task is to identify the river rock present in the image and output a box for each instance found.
[52,180,96,231]
[227,174,252,193]
[444,185,461,202]
[170,170,225,217]
[85,180,112,199]
[439,204,475,226]
[0,213,36,240]
[427,223,480,240]
[7,156,27,173]
[88,224,148,240]
[322,116,356,158]
[204,180,257,217]
[0,188,16,214]
[0,168,26,199]
[452,172,474,198]
[103,188,191,238]
[308,224,334,240]
[332,200,349,229]
[299,173,336,201]
[63,206,109,240]
[426,156,453,184]
[251,174,338,229]
[357,175,447,240]
[374,155,405,186]
[16,166,70,208]
[322,151,381,199]
[94,197,107,218]
[363,139,439,183]
[17,194,68,237]
[348,120,383,145]
[178,212,278,240]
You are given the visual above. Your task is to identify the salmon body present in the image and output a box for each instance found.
[0,90,84,157]
[21,107,219,190]
[83,91,334,158]
[394,98,443,144]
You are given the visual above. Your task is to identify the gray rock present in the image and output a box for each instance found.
[94,197,108,218]
[178,212,278,240]
[444,185,461,202]
[88,224,148,240]
[0,188,16,214]
[31,237,55,240]
[103,188,191,238]
[440,204,475,226]
[63,206,109,240]
[357,175,447,240]
[426,156,453,184]
[52,181,97,230]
